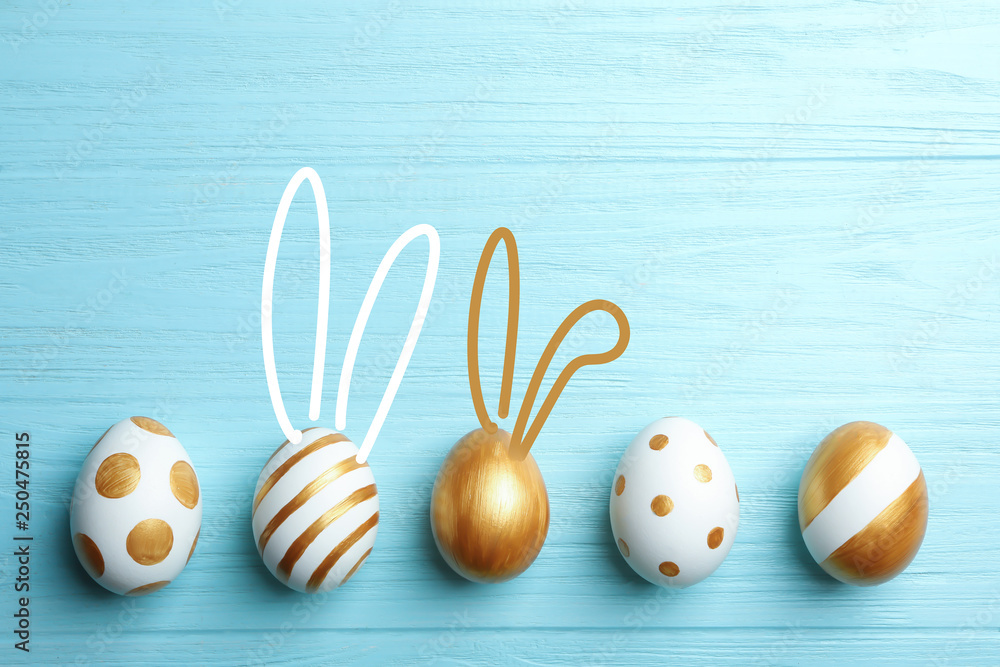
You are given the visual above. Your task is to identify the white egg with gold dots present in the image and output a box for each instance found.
[609,417,739,588]
[70,417,202,596]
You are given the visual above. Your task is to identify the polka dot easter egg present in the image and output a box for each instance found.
[70,417,201,596]
[610,417,739,588]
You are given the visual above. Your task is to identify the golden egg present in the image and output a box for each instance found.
[798,421,928,586]
[430,428,549,583]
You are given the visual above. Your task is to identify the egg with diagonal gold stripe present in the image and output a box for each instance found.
[252,427,379,593]
[798,421,928,586]
[70,417,201,595]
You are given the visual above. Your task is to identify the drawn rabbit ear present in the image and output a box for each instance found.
[508,299,629,461]
[466,227,630,458]
[336,224,441,464]
[467,227,520,435]
[261,167,332,447]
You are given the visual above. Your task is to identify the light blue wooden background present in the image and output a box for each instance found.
[2,1,999,665]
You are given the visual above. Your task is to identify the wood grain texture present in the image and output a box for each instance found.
[1,0,999,664]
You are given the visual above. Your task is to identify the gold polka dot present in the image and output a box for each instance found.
[618,538,630,557]
[659,561,679,577]
[694,464,712,483]
[187,529,200,564]
[126,580,171,596]
[95,453,141,498]
[131,416,173,437]
[170,460,199,509]
[650,495,674,517]
[708,526,725,549]
[73,533,104,578]
[649,434,669,450]
[704,430,718,447]
[735,484,739,502]
[615,475,626,496]
[126,519,173,565]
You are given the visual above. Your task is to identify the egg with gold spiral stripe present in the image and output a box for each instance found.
[69,417,201,595]
[798,421,928,586]
[252,427,378,593]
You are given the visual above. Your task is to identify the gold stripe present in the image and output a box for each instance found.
[339,547,373,587]
[263,427,324,469]
[799,421,893,529]
[306,512,379,592]
[253,433,349,513]
[257,454,368,552]
[276,484,378,579]
[821,471,928,585]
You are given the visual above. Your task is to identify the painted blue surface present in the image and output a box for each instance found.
[1,1,999,665]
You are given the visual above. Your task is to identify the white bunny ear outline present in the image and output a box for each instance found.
[336,223,440,463]
[261,167,440,463]
[262,167,330,447]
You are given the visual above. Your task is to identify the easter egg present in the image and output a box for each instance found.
[252,427,378,593]
[430,428,549,583]
[609,417,739,588]
[69,417,202,596]
[798,421,928,586]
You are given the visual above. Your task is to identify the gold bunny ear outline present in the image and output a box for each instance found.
[467,227,520,434]
[466,226,630,461]
[509,300,629,461]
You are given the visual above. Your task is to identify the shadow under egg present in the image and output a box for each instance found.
[787,458,844,590]
[601,504,649,586]
[65,440,111,596]
[61,483,103,594]
[419,479,480,589]
[242,489,307,598]
[786,506,841,589]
